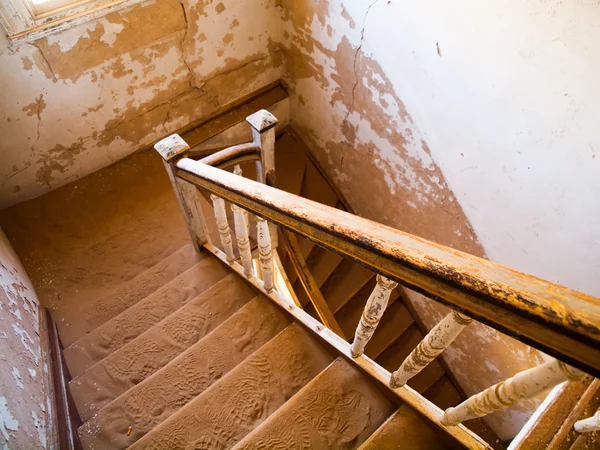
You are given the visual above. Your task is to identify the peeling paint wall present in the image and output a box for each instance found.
[0,228,50,449]
[276,1,570,440]
[0,0,284,208]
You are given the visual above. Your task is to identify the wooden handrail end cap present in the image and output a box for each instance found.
[246,109,278,132]
[155,134,190,161]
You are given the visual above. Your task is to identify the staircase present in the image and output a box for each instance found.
[62,242,448,449]
[3,100,598,449]
[54,130,455,449]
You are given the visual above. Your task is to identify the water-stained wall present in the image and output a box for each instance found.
[0,228,50,449]
[277,1,560,439]
[0,0,283,208]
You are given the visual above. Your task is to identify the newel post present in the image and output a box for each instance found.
[246,109,278,248]
[155,134,209,252]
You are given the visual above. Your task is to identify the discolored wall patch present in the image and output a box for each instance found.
[0,0,285,208]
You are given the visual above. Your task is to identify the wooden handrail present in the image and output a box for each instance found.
[198,142,260,169]
[172,156,600,376]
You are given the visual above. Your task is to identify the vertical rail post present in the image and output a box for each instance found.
[574,411,600,433]
[246,109,278,248]
[233,165,250,236]
[256,216,274,292]
[350,275,398,358]
[210,194,235,264]
[441,360,586,426]
[155,134,209,252]
[390,310,473,388]
[231,201,253,278]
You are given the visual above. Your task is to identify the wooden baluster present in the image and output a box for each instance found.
[350,275,398,358]
[210,194,235,264]
[256,216,274,292]
[441,359,586,426]
[574,410,600,433]
[231,201,253,278]
[233,165,250,235]
[390,311,473,388]
[246,109,278,248]
[154,134,209,252]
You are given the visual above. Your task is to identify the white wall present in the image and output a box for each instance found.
[349,0,600,297]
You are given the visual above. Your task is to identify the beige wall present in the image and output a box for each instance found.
[277,1,555,439]
[2,0,597,441]
[0,0,284,208]
[0,228,50,449]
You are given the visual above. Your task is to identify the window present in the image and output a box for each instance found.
[0,0,146,44]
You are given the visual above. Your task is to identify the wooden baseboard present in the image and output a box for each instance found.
[43,307,83,450]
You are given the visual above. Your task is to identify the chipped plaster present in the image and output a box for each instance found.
[0,229,49,449]
[0,0,284,208]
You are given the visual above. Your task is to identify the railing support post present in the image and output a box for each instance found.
[574,410,600,433]
[390,310,473,388]
[155,134,209,252]
[350,275,398,358]
[246,109,278,249]
[441,360,586,426]
[210,194,235,264]
[256,216,274,292]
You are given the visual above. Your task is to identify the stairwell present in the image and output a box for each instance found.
[0,98,502,449]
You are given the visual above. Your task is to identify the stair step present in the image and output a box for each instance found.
[275,133,308,196]
[295,246,344,308]
[233,357,395,449]
[61,243,203,347]
[315,260,375,315]
[69,274,255,421]
[129,323,334,450]
[300,161,339,208]
[364,302,414,359]
[358,405,450,450]
[78,295,290,449]
[63,255,230,377]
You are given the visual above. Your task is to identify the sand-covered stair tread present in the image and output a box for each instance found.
[129,323,334,450]
[59,243,204,347]
[358,404,451,450]
[233,357,395,450]
[77,295,290,449]
[63,254,230,377]
[69,273,255,421]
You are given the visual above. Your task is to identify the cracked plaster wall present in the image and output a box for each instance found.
[0,0,284,208]
[0,228,51,449]
[274,0,600,440]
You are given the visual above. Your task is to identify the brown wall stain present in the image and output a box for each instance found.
[0,0,284,207]
[278,1,547,438]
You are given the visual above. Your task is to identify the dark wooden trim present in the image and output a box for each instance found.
[171,157,600,376]
[44,307,83,450]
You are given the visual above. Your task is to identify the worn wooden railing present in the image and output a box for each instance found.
[155,110,600,449]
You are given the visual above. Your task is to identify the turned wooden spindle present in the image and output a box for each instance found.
[442,359,586,426]
[231,203,253,278]
[390,310,473,388]
[350,275,398,358]
[256,216,274,292]
[574,410,600,433]
[210,194,235,264]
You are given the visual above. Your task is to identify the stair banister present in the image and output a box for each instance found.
[166,151,600,376]
[155,111,600,449]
